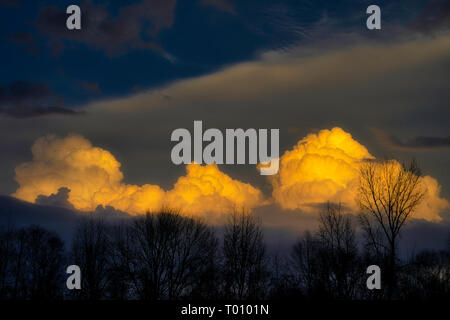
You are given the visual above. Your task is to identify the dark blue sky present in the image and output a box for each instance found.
[0,0,436,111]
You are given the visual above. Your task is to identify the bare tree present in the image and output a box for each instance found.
[107,222,134,299]
[399,247,450,299]
[317,202,361,299]
[222,209,267,299]
[0,225,65,299]
[0,224,15,298]
[291,231,323,297]
[291,203,361,299]
[115,209,218,300]
[25,226,65,299]
[357,159,426,298]
[70,216,112,300]
[267,251,301,300]
[318,203,355,249]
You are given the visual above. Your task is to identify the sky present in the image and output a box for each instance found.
[1,0,449,253]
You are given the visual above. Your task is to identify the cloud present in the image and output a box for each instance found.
[13,134,165,214]
[271,127,374,212]
[1,106,82,119]
[270,127,448,222]
[12,129,448,223]
[92,204,130,218]
[0,194,81,243]
[416,175,449,221]
[0,194,130,243]
[166,163,262,217]
[371,127,450,151]
[88,34,450,115]
[13,134,262,219]
[0,81,54,104]
[63,35,449,206]
[2,195,447,256]
[37,0,176,56]
[35,187,74,209]
[2,34,450,222]
[0,81,81,118]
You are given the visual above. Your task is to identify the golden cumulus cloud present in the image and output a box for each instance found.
[271,127,448,221]
[271,127,374,212]
[13,134,262,217]
[166,163,262,217]
[12,129,448,222]
[414,175,449,222]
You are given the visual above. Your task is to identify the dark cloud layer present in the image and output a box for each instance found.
[0,194,82,243]
[1,194,447,257]
[1,106,82,119]
[35,187,75,209]
[372,128,450,151]
[0,81,53,103]
[37,0,176,56]
[405,136,450,148]
[0,81,81,118]
[0,194,130,243]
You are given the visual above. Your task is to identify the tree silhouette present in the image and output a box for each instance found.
[357,159,426,298]
[0,205,448,301]
[113,209,217,300]
[399,248,450,299]
[0,223,15,298]
[291,231,324,297]
[290,203,363,299]
[0,225,65,299]
[317,202,361,299]
[70,216,112,300]
[222,209,267,299]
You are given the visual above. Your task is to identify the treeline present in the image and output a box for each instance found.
[0,206,449,300]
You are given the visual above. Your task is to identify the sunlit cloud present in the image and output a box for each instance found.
[271,127,448,221]
[12,128,449,222]
[271,127,374,212]
[12,134,262,218]
[166,163,262,217]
